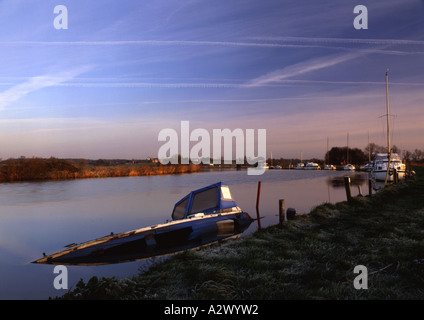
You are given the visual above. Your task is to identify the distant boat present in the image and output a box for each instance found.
[296,151,304,169]
[305,162,320,170]
[256,162,269,170]
[323,137,336,170]
[324,164,336,170]
[32,182,253,265]
[295,163,304,170]
[269,165,281,169]
[359,162,373,171]
[344,164,355,171]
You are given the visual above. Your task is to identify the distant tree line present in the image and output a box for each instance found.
[324,143,402,165]
[403,149,424,163]
[363,143,401,159]
[325,147,367,165]
[266,143,424,167]
[324,143,424,165]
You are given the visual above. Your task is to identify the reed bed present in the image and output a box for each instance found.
[0,157,200,182]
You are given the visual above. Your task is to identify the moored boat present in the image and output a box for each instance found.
[295,163,304,170]
[370,153,406,182]
[305,162,320,170]
[323,164,336,170]
[359,162,373,171]
[32,182,253,265]
[344,164,355,171]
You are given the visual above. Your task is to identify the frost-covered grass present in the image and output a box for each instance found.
[58,168,424,300]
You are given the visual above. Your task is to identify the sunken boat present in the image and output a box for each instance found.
[32,182,253,265]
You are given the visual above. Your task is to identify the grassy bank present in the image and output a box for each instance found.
[58,167,424,300]
[0,157,200,182]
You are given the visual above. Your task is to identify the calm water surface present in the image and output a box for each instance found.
[0,169,369,299]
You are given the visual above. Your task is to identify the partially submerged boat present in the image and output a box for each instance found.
[32,182,253,265]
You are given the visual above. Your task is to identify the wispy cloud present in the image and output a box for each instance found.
[0,66,91,110]
[246,53,360,88]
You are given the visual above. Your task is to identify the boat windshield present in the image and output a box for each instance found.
[172,182,239,220]
[172,197,188,220]
[190,186,219,214]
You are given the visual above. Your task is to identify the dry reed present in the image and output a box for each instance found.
[0,157,200,182]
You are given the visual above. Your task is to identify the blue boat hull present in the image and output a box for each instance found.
[33,211,253,265]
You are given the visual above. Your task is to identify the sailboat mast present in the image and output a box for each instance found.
[347,132,349,164]
[326,136,329,165]
[386,70,390,153]
[368,130,370,162]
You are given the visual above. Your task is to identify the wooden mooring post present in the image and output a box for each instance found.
[368,177,373,196]
[394,168,398,184]
[279,199,285,228]
[344,176,352,202]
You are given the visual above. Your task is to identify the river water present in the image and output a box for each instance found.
[0,168,369,299]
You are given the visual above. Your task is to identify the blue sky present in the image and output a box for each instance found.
[0,0,423,160]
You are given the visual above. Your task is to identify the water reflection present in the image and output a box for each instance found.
[326,173,368,188]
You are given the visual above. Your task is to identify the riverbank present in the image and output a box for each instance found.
[0,157,200,182]
[58,167,424,300]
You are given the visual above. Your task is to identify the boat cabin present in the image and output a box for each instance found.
[172,182,239,220]
[374,153,402,162]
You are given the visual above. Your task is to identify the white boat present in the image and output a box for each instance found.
[324,164,336,170]
[360,162,373,171]
[370,71,406,183]
[371,153,406,182]
[343,133,355,171]
[258,162,269,170]
[295,163,304,170]
[344,164,355,171]
[323,137,336,170]
[296,151,304,169]
[305,162,320,170]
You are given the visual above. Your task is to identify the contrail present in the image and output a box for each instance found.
[0,40,306,48]
[2,38,423,55]
[250,36,424,46]
[3,37,423,48]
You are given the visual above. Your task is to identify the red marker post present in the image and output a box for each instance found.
[256,181,262,230]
